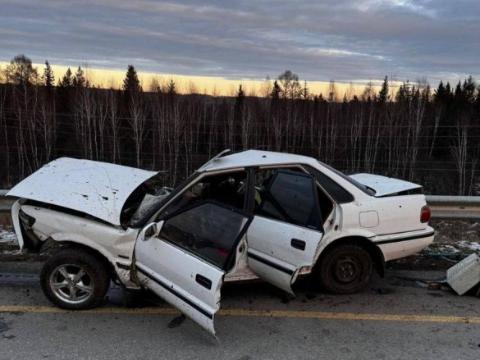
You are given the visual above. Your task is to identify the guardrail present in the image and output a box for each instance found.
[426,195,480,219]
[1,190,480,219]
[0,190,13,212]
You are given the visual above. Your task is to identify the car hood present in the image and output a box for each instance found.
[349,173,422,197]
[7,158,157,226]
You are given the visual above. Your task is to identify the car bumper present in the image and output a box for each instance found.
[373,226,435,262]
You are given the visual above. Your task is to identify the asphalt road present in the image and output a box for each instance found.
[0,262,479,360]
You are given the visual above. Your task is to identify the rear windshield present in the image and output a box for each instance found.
[318,161,376,196]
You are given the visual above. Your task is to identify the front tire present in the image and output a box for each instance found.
[315,244,373,294]
[40,247,110,309]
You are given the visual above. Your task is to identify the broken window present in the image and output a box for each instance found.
[161,170,248,218]
[160,202,248,269]
[254,169,322,230]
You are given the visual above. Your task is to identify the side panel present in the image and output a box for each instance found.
[135,239,224,334]
[247,216,323,294]
[19,205,139,287]
[356,195,428,235]
[374,227,435,261]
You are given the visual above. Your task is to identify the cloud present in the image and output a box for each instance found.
[0,0,478,85]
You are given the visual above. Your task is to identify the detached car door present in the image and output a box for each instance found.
[247,169,324,294]
[134,201,251,335]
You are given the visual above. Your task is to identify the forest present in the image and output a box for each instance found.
[0,55,479,195]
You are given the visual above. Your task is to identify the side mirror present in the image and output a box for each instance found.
[142,221,163,241]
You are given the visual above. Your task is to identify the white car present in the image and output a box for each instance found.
[8,150,434,335]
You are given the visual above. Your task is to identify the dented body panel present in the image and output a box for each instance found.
[7,158,156,226]
[20,204,139,287]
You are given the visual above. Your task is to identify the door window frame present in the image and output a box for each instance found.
[148,167,251,224]
[251,167,325,232]
[155,199,253,271]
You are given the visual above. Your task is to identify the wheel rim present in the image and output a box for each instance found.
[49,264,94,304]
[333,256,361,284]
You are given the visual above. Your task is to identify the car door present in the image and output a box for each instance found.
[247,169,324,294]
[134,201,251,335]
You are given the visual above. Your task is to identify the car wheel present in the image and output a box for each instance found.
[316,244,373,294]
[40,247,110,309]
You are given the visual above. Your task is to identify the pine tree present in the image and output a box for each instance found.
[378,76,389,103]
[302,80,309,99]
[462,76,476,103]
[58,67,73,87]
[270,80,281,99]
[167,79,176,95]
[236,84,245,99]
[123,65,142,95]
[73,66,86,87]
[42,61,55,88]
[434,81,445,101]
[234,84,245,124]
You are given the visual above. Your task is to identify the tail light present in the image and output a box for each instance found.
[420,205,431,223]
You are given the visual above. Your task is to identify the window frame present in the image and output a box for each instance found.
[249,164,336,221]
[157,199,253,271]
[152,167,250,223]
[252,168,324,232]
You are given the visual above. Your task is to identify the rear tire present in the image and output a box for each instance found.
[40,247,110,309]
[315,244,373,294]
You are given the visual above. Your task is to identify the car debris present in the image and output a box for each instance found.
[7,149,435,335]
[447,253,480,296]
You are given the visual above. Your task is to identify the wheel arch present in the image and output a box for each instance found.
[316,236,385,277]
[43,239,116,279]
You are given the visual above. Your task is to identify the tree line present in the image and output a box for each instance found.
[0,55,479,195]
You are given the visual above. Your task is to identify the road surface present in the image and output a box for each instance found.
[0,262,479,360]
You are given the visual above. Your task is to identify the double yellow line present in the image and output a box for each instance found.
[0,305,479,324]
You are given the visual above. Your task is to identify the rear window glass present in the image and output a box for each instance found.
[303,165,355,203]
[316,162,375,197]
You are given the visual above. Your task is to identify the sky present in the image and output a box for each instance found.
[0,0,479,94]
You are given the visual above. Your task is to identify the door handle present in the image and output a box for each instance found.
[291,238,306,251]
[195,274,212,290]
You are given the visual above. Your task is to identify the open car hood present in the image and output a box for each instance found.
[349,173,422,197]
[7,158,157,226]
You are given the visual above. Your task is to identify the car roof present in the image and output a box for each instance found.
[198,150,319,172]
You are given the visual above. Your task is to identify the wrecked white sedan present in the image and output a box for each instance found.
[7,150,434,334]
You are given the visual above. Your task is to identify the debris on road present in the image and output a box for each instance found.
[167,314,186,329]
[447,253,480,295]
[0,227,16,245]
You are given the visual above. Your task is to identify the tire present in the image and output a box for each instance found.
[40,247,110,310]
[315,244,373,294]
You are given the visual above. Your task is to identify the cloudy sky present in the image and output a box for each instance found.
[1,0,479,87]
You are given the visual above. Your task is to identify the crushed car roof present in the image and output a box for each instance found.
[7,158,157,226]
[198,150,318,172]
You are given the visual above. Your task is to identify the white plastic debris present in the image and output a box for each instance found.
[447,253,480,295]
[0,228,17,244]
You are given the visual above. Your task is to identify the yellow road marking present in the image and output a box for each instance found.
[0,305,479,324]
